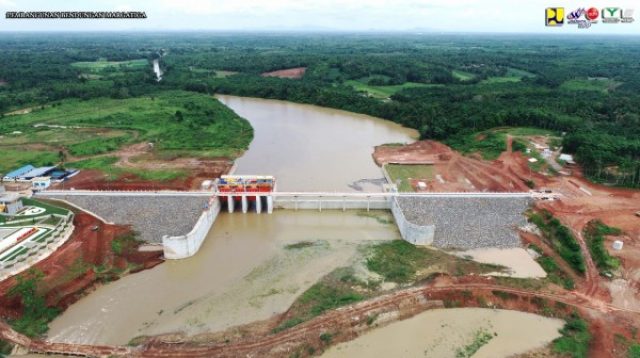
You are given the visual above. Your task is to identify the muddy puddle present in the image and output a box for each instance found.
[322,308,564,358]
[454,247,547,278]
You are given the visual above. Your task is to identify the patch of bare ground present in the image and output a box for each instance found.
[261,67,307,79]
[55,142,234,190]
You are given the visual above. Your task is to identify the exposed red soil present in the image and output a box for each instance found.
[53,160,230,191]
[261,67,307,79]
[55,142,234,190]
[374,140,530,192]
[0,209,163,320]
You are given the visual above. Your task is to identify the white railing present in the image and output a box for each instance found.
[0,212,74,276]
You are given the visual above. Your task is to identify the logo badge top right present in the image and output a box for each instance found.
[554,7,634,29]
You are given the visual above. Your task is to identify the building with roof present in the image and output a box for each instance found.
[559,154,576,165]
[19,166,57,181]
[0,192,23,215]
[2,165,35,181]
[31,177,51,191]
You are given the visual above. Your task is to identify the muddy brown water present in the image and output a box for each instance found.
[321,308,564,358]
[46,98,559,355]
[216,95,418,191]
[46,97,416,345]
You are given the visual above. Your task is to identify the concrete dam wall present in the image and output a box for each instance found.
[163,197,221,259]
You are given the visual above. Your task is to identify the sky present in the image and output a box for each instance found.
[0,0,638,34]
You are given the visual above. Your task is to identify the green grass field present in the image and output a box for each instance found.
[214,70,238,78]
[67,156,187,181]
[0,91,253,178]
[385,164,435,192]
[188,68,239,78]
[0,150,59,174]
[71,59,149,72]
[447,130,507,160]
[346,80,443,99]
[481,67,535,84]
[452,70,475,81]
[560,78,621,93]
[493,127,559,137]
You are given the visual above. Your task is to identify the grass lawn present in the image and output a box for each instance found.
[0,150,58,175]
[506,68,536,78]
[493,127,559,137]
[188,69,239,78]
[481,67,535,84]
[68,156,186,182]
[385,164,435,192]
[21,198,70,217]
[452,70,476,81]
[71,59,149,72]
[346,80,443,99]
[214,70,238,78]
[560,78,622,93]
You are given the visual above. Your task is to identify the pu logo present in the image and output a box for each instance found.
[546,7,564,26]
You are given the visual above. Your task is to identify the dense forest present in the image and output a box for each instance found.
[0,33,639,187]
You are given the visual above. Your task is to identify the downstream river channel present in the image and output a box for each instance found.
[47,97,561,356]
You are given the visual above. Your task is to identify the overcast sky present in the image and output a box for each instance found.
[0,0,638,34]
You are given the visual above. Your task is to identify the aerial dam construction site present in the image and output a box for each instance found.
[1,95,638,358]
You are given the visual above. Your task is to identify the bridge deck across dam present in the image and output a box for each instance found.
[40,190,546,198]
[39,189,556,215]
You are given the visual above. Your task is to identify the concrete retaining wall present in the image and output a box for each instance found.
[390,197,434,245]
[162,197,220,259]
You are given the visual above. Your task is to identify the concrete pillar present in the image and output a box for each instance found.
[342,196,346,212]
[319,199,322,212]
[241,196,248,214]
[267,195,274,214]
[228,198,235,213]
[367,196,370,212]
[256,196,262,213]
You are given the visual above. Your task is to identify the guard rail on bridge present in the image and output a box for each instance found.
[39,189,557,199]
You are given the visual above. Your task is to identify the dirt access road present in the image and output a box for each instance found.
[2,275,638,357]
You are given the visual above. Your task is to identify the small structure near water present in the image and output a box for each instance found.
[215,175,276,214]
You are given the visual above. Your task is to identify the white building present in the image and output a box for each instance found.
[559,154,576,165]
[31,177,51,191]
